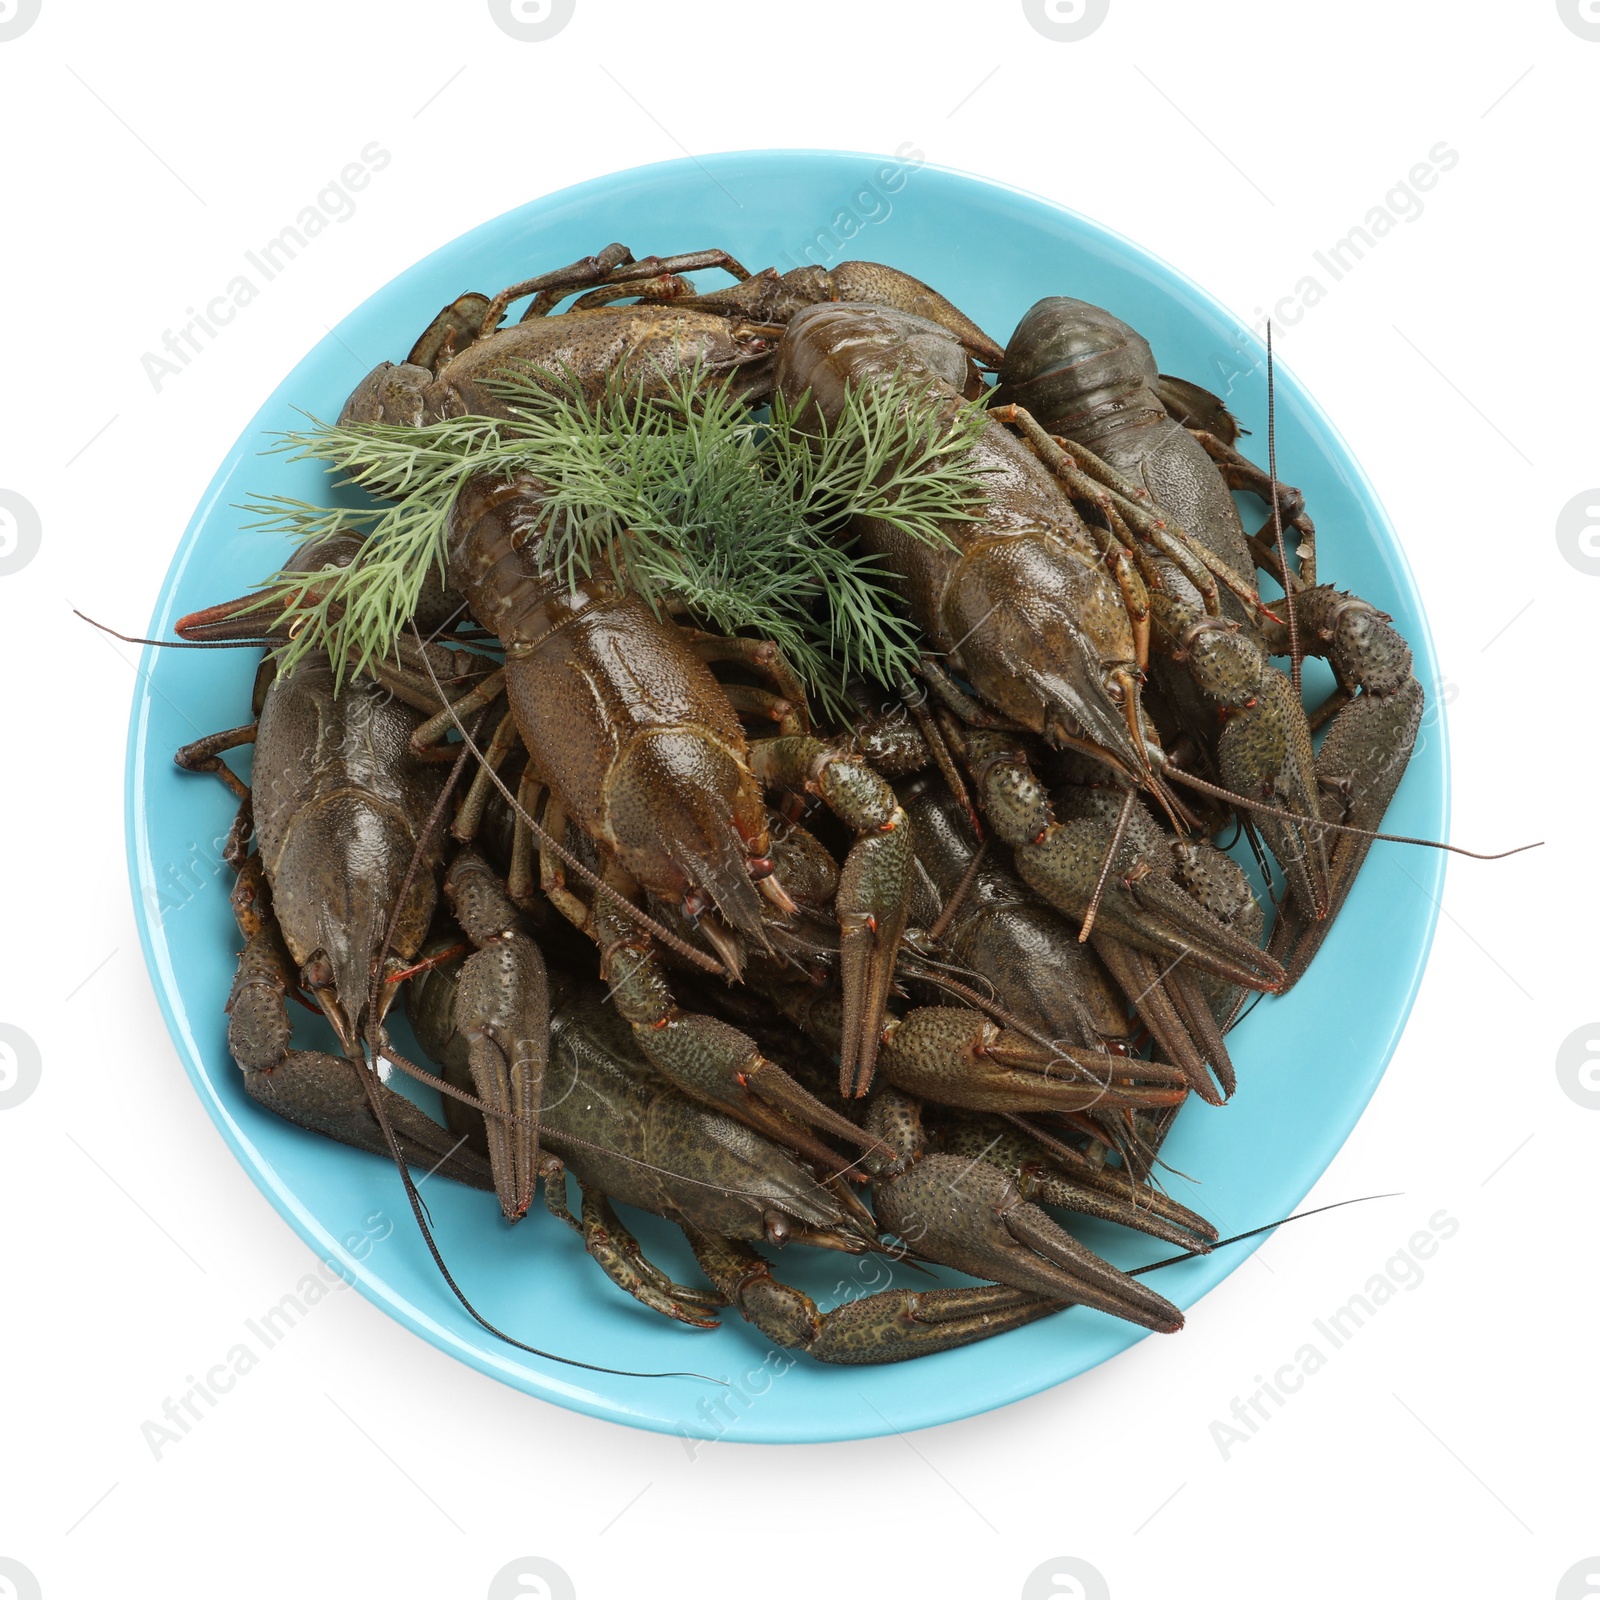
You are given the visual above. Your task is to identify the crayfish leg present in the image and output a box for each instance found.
[572,1191,724,1330]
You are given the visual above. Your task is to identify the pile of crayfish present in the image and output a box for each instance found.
[168,243,1427,1366]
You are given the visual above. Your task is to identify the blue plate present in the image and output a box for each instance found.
[125,150,1447,1443]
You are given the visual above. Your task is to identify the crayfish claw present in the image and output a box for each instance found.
[243,1049,493,1190]
[806,1284,1064,1364]
[873,1155,1183,1334]
[879,1007,1186,1117]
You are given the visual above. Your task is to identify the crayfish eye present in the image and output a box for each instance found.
[746,855,776,881]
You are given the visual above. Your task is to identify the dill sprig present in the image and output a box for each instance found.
[246,362,989,712]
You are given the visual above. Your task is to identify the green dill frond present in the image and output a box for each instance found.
[244,361,990,711]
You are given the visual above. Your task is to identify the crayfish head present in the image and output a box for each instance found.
[943,529,1154,777]
[604,729,773,951]
[273,797,441,1061]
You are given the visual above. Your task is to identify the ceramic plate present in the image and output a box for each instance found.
[125,150,1447,1442]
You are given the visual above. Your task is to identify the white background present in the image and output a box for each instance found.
[1,2,1594,1597]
